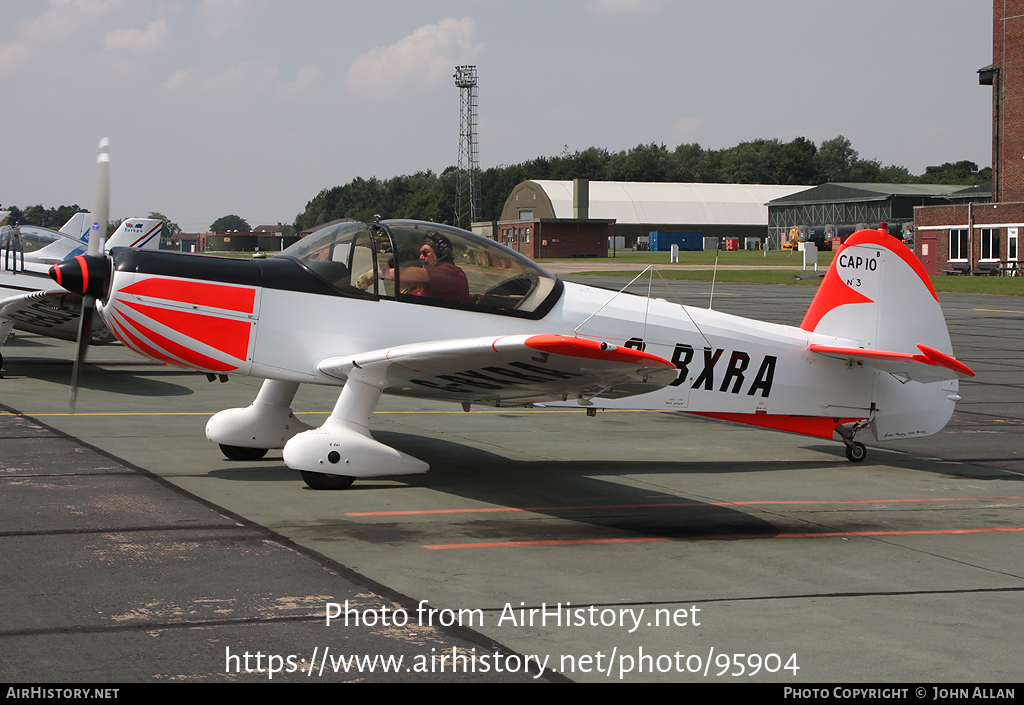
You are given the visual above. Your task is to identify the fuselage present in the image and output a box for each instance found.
[1,268,91,342]
[96,238,958,444]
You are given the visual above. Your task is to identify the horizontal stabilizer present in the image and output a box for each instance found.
[809,343,974,383]
[317,334,678,405]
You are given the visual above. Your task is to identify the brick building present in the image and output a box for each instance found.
[915,1,1022,275]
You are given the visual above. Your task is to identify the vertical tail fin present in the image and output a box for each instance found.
[58,212,91,243]
[800,228,953,357]
[104,218,163,252]
[802,229,964,442]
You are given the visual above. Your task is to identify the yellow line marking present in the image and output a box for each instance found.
[8,409,664,418]
[947,307,1022,313]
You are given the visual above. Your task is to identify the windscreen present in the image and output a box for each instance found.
[382,221,561,317]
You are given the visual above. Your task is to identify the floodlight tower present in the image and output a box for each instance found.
[454,65,481,228]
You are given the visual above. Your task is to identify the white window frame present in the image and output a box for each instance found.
[949,229,969,261]
[980,228,1000,261]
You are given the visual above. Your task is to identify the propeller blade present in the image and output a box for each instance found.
[69,295,96,411]
[88,138,110,258]
[69,138,109,409]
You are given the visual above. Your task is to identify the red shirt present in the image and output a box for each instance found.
[408,262,470,303]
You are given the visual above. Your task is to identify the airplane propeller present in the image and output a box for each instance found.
[49,138,114,409]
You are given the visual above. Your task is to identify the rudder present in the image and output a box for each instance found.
[802,229,963,442]
[800,228,953,357]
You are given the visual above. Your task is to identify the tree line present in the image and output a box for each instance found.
[5,135,990,235]
[1,205,183,237]
[1,204,88,229]
[294,135,991,231]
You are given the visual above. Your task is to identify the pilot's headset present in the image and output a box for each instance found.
[423,231,455,263]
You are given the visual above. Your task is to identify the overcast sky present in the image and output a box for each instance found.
[0,0,993,233]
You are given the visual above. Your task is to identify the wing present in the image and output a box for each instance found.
[0,290,115,345]
[809,343,974,383]
[318,334,679,406]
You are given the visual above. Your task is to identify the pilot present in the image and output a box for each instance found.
[381,231,470,303]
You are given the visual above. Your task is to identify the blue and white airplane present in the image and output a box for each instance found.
[1,213,162,364]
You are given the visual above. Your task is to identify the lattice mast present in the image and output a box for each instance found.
[454,66,481,228]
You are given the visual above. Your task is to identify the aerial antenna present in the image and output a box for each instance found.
[573,265,711,349]
[453,65,481,228]
[708,245,720,309]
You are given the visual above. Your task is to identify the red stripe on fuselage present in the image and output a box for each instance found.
[110,303,239,372]
[107,308,181,366]
[687,411,863,439]
[119,277,256,314]
[119,299,252,360]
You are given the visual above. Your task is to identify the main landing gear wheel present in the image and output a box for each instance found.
[300,471,356,490]
[845,441,867,463]
[219,444,269,461]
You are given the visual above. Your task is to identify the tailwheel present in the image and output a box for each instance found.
[845,441,867,463]
[300,471,355,490]
[219,444,269,461]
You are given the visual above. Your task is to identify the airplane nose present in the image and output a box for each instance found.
[49,254,112,300]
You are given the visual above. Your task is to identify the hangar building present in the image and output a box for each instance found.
[767,183,985,249]
[495,179,809,258]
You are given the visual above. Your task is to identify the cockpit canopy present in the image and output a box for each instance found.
[278,220,562,319]
[2,224,88,273]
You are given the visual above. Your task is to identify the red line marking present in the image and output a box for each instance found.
[384,350,424,373]
[346,496,1024,517]
[491,335,514,352]
[424,527,1024,550]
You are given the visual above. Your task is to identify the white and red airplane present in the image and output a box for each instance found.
[49,141,974,489]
